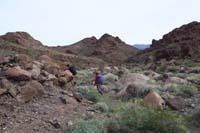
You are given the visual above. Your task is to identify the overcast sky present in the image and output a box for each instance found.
[0,0,199,46]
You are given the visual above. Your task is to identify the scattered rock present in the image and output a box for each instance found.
[0,56,10,65]
[0,88,7,95]
[16,54,33,70]
[30,64,40,79]
[49,118,61,129]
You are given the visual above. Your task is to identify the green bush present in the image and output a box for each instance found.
[108,104,186,133]
[76,87,101,103]
[157,64,167,73]
[103,73,118,85]
[66,120,107,133]
[76,70,94,86]
[94,102,109,112]
[191,108,200,127]
[167,66,178,74]
[166,84,198,97]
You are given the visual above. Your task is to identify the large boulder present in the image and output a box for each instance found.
[165,77,189,85]
[15,54,33,70]
[119,73,150,85]
[144,91,165,108]
[16,80,44,103]
[5,66,31,81]
[164,96,186,111]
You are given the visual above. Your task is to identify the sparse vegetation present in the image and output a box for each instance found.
[76,86,101,103]
[65,120,107,133]
[166,84,198,97]
[107,103,186,133]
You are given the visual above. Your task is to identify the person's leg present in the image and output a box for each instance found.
[97,84,103,95]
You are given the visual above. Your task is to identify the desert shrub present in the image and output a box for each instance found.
[107,104,186,133]
[190,108,200,128]
[76,87,101,103]
[185,61,200,68]
[66,120,107,133]
[166,84,198,97]
[107,81,126,93]
[167,66,178,74]
[157,64,167,73]
[27,46,40,60]
[76,70,94,86]
[186,74,200,81]
[94,102,109,112]
[103,73,118,85]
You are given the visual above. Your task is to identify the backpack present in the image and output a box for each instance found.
[69,66,77,75]
[97,74,103,84]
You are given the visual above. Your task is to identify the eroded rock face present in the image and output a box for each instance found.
[0,32,42,46]
[16,80,44,103]
[144,91,165,108]
[133,21,200,62]
[5,66,32,81]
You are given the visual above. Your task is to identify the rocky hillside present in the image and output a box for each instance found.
[133,21,200,63]
[0,32,42,46]
[0,32,104,68]
[54,34,139,64]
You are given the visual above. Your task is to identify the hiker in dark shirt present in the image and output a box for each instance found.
[67,64,77,86]
[67,64,77,76]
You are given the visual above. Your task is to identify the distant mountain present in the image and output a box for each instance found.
[133,44,150,50]
[54,33,139,64]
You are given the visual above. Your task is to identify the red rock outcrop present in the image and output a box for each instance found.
[0,31,42,46]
